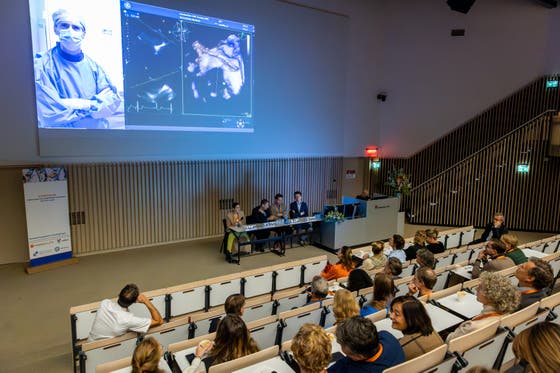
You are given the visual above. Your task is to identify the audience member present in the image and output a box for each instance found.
[515,258,554,309]
[389,296,444,360]
[308,275,329,303]
[362,241,386,271]
[511,322,560,373]
[270,193,290,253]
[210,293,246,333]
[186,314,259,372]
[333,289,360,324]
[292,324,332,373]
[289,191,312,245]
[89,284,163,341]
[405,230,426,261]
[425,229,445,254]
[407,267,437,299]
[387,234,407,263]
[465,367,498,373]
[131,336,167,373]
[472,239,516,279]
[384,257,403,280]
[321,246,355,281]
[446,272,519,341]
[224,293,245,315]
[500,233,528,265]
[328,316,405,372]
[416,248,435,269]
[226,202,250,255]
[361,274,394,317]
[471,212,508,244]
[346,268,374,293]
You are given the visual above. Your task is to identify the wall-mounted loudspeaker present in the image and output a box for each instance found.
[447,0,476,14]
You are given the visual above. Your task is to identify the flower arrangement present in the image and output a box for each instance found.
[325,208,345,223]
[385,167,412,196]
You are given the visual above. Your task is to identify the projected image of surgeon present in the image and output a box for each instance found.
[34,9,122,129]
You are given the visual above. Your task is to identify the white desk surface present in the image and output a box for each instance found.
[353,250,373,259]
[436,292,483,319]
[173,346,197,372]
[522,248,548,259]
[425,303,465,331]
[452,265,473,280]
[233,356,295,373]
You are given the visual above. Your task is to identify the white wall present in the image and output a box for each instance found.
[343,0,558,158]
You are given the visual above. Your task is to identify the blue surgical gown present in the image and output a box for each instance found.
[34,43,119,128]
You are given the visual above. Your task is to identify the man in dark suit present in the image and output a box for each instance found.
[470,212,508,244]
[289,191,311,245]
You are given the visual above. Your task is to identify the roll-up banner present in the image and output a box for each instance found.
[22,168,72,267]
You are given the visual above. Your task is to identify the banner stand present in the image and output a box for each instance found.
[23,167,75,274]
[26,257,79,275]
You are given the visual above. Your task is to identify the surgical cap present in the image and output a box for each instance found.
[52,9,86,32]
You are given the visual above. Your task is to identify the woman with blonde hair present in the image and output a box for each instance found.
[362,241,387,271]
[425,229,445,254]
[131,336,165,373]
[512,321,560,373]
[292,324,332,373]
[405,230,426,261]
[321,246,355,281]
[333,289,360,324]
[446,272,520,341]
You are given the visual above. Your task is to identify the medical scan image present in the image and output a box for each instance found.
[121,4,253,130]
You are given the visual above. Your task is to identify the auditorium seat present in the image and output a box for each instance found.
[242,297,276,323]
[498,303,544,368]
[79,333,139,373]
[168,282,206,317]
[246,315,279,350]
[242,271,274,298]
[274,291,309,314]
[384,344,449,373]
[275,264,304,291]
[208,278,242,308]
[278,303,323,344]
[540,292,560,325]
[143,317,190,350]
[447,320,505,371]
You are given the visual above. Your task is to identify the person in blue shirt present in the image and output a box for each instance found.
[360,274,394,317]
[328,316,405,372]
[387,234,407,263]
[34,9,121,128]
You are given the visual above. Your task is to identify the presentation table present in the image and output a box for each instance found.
[229,216,323,264]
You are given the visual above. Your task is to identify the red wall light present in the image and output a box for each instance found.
[365,147,378,157]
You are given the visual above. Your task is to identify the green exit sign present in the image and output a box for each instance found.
[546,80,559,88]
[517,164,529,173]
[371,161,381,169]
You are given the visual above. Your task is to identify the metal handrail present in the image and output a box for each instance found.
[411,109,558,191]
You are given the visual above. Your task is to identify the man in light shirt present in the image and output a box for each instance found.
[88,283,163,340]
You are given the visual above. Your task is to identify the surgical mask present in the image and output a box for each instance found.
[58,29,84,54]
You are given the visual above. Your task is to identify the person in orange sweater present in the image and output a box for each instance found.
[321,246,355,281]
